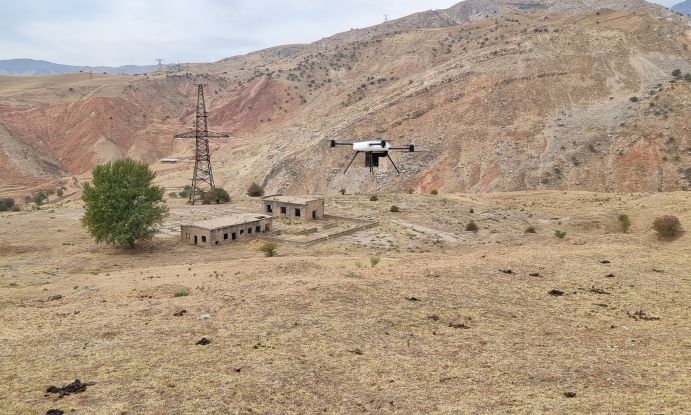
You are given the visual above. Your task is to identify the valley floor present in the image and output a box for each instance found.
[0,192,689,414]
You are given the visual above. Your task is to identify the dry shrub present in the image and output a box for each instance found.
[652,216,682,238]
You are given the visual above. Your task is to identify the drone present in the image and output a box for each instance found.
[329,139,415,174]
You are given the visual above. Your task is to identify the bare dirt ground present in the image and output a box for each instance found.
[0,191,689,414]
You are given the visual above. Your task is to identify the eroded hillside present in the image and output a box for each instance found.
[0,0,689,197]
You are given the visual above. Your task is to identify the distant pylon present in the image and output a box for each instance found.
[174,85,230,204]
[155,58,164,72]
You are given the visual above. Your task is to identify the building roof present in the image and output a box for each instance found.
[183,213,271,231]
[262,195,324,205]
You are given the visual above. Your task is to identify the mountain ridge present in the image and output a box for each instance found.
[672,0,691,16]
[0,0,690,197]
[0,58,159,76]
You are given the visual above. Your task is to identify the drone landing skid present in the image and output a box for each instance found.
[342,152,400,175]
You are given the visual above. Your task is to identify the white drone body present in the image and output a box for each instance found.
[330,139,415,174]
[352,140,393,152]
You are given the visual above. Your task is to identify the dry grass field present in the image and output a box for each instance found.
[1,191,689,414]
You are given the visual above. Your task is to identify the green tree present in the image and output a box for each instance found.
[0,198,15,212]
[81,159,168,248]
[33,192,47,205]
[179,185,192,199]
[201,187,231,204]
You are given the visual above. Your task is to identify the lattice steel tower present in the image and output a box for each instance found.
[175,84,230,204]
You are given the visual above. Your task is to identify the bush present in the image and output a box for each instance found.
[369,195,378,201]
[0,198,15,212]
[340,188,346,195]
[370,256,380,268]
[525,226,537,234]
[247,182,264,197]
[430,190,438,195]
[389,205,400,213]
[201,187,230,204]
[629,96,639,103]
[179,185,192,199]
[618,214,631,233]
[168,192,178,198]
[465,221,479,232]
[174,289,189,297]
[33,192,47,205]
[672,69,681,77]
[259,241,278,257]
[56,188,64,197]
[684,73,691,82]
[554,230,567,239]
[81,159,168,248]
[652,215,682,238]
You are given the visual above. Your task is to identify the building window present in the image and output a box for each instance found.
[312,211,317,219]
[201,236,207,243]
[266,204,273,213]
[224,233,229,240]
[295,208,301,217]
[248,228,253,234]
[256,226,261,233]
[265,224,270,232]
[240,230,244,235]
[280,206,287,215]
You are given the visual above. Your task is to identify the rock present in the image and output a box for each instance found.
[548,290,565,297]
[196,337,212,345]
[405,296,421,302]
[198,314,211,321]
[46,410,64,415]
[173,309,187,317]
[47,295,63,302]
[45,379,93,398]
[529,272,541,277]
[563,391,577,398]
[499,269,514,275]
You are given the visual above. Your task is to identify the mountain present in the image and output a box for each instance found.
[0,0,690,197]
[0,59,159,76]
[672,0,691,16]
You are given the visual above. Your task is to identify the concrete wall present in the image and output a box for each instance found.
[181,218,272,247]
[264,199,324,220]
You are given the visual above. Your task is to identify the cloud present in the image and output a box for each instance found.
[0,0,679,66]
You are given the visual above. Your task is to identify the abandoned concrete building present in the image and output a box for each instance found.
[262,196,325,220]
[181,214,272,247]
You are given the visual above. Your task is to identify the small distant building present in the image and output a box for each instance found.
[181,213,272,247]
[262,195,325,220]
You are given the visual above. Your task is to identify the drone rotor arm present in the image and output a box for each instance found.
[390,145,415,152]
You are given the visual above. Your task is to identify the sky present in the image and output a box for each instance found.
[0,0,682,67]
